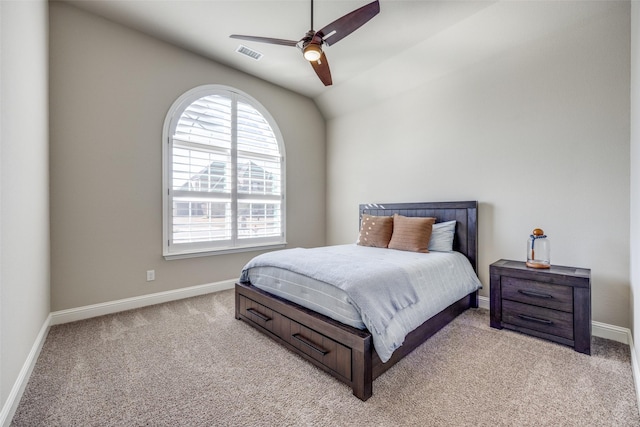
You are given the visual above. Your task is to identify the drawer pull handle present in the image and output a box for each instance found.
[518,314,553,325]
[518,289,553,299]
[246,308,271,322]
[292,333,329,355]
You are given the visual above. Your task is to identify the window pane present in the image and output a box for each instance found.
[238,201,281,239]
[237,157,281,196]
[172,200,231,243]
[175,95,232,148]
[172,147,231,193]
[237,101,280,157]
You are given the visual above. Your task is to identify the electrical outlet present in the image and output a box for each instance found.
[146,270,155,281]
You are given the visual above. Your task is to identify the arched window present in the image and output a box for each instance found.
[163,85,285,258]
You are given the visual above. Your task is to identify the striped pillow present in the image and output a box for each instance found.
[388,214,436,253]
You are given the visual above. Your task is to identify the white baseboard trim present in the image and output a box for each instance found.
[477,295,630,344]
[50,279,236,326]
[629,333,640,412]
[592,320,631,344]
[478,294,490,310]
[0,313,52,427]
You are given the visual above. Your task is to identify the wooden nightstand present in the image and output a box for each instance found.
[490,259,591,355]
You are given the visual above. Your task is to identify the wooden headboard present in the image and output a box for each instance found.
[359,201,478,272]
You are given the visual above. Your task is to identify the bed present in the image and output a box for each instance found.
[235,201,480,400]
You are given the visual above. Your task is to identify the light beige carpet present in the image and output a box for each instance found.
[11,289,640,426]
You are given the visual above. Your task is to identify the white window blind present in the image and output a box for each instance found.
[163,86,285,258]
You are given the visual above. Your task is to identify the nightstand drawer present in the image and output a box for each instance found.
[502,277,573,312]
[502,300,574,340]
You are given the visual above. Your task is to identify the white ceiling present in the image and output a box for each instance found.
[62,0,618,109]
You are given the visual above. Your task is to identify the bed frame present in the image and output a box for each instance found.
[235,201,478,400]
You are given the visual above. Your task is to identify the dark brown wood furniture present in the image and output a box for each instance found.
[489,259,591,355]
[236,201,479,400]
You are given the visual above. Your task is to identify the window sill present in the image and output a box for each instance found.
[164,242,287,260]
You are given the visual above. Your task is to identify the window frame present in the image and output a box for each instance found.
[162,84,286,260]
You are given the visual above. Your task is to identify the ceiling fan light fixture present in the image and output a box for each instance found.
[229,0,380,86]
[303,43,322,61]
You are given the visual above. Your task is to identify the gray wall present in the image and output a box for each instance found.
[631,0,639,360]
[0,0,50,418]
[49,2,326,311]
[324,2,631,328]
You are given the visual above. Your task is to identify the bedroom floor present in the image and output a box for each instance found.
[11,289,640,426]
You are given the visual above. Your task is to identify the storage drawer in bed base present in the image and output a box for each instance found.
[238,292,353,381]
[235,281,476,401]
[236,282,373,400]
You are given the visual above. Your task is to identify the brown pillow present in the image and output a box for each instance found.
[388,214,436,253]
[357,214,393,248]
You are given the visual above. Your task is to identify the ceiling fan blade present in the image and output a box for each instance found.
[230,35,298,47]
[310,52,333,86]
[316,0,380,47]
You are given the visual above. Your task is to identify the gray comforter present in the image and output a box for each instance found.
[241,245,419,335]
[240,245,482,362]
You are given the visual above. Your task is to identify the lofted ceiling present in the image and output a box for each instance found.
[61,0,618,116]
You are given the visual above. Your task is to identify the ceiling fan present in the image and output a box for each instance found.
[230,0,380,86]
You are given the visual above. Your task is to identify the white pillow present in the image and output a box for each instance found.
[428,220,456,252]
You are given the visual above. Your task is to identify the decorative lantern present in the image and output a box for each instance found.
[526,228,550,269]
